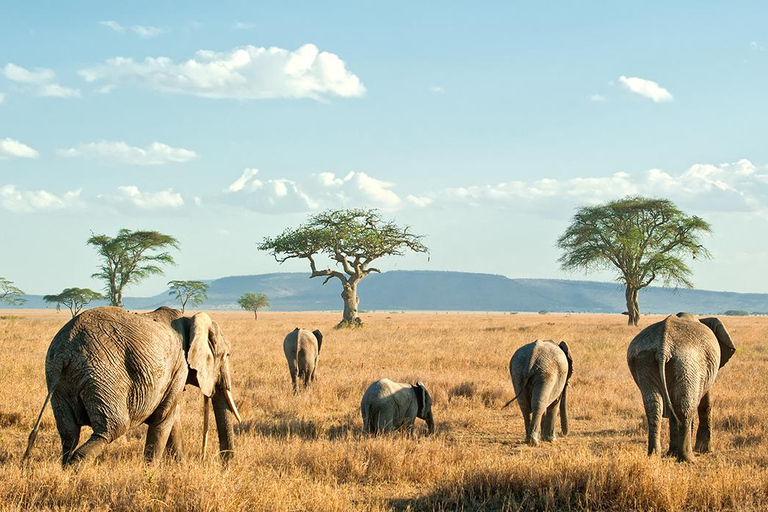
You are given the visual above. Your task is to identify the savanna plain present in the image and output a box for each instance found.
[0,310,766,511]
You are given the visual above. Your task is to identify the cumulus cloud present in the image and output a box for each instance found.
[131,25,164,38]
[0,138,40,159]
[99,20,125,32]
[57,141,197,165]
[114,186,184,209]
[233,22,257,30]
[618,75,673,103]
[418,159,768,216]
[225,168,403,213]
[79,43,365,101]
[0,185,82,213]
[1,63,80,98]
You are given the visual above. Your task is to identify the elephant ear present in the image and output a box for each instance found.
[699,317,736,368]
[559,341,574,381]
[313,329,324,353]
[188,312,216,397]
[413,381,427,418]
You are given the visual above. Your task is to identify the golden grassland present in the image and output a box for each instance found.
[0,309,766,511]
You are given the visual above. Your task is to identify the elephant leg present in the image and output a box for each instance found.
[666,415,679,458]
[677,417,695,463]
[542,400,559,442]
[695,392,712,453]
[290,368,298,394]
[51,396,81,465]
[145,414,176,463]
[67,433,109,466]
[164,405,184,461]
[517,397,532,444]
[528,388,548,447]
[302,369,311,388]
[642,391,663,456]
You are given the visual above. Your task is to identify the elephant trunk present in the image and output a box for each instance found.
[560,386,569,436]
[425,412,435,436]
[212,389,236,462]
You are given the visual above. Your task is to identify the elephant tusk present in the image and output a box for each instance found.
[224,389,242,423]
[202,395,210,460]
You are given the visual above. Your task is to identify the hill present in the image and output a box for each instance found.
[12,271,768,315]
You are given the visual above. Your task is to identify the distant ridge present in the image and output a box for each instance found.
[10,271,768,315]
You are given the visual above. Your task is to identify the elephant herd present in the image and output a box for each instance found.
[21,307,735,466]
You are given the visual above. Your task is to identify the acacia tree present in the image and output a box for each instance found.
[237,292,270,320]
[88,229,179,307]
[258,208,428,328]
[0,276,26,306]
[43,288,104,317]
[557,196,711,326]
[168,280,209,312]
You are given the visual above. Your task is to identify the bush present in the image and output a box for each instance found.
[723,310,750,316]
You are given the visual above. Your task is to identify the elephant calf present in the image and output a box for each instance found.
[283,328,323,393]
[504,340,573,446]
[361,379,435,436]
[628,313,736,462]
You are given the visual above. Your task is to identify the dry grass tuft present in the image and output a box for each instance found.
[1,310,766,510]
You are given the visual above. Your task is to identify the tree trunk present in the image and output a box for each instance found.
[625,285,640,326]
[338,282,362,328]
[254,311,258,321]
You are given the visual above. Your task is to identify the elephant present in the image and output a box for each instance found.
[504,340,573,446]
[283,328,323,393]
[360,379,434,436]
[23,306,242,466]
[627,312,736,462]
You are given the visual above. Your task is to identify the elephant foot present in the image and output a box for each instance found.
[663,449,677,458]
[676,451,695,464]
[694,442,710,454]
[527,436,540,447]
[542,434,556,443]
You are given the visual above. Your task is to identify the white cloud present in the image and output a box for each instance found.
[99,20,125,33]
[0,138,40,159]
[233,22,257,30]
[422,159,768,215]
[0,185,82,213]
[618,75,673,103]
[0,92,4,104]
[131,25,164,38]
[38,83,81,98]
[589,94,606,102]
[225,168,403,213]
[407,195,434,208]
[57,141,197,165]
[114,186,184,209]
[1,63,80,98]
[429,85,446,93]
[751,41,766,51]
[79,43,366,101]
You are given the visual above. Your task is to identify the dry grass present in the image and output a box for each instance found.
[0,310,766,511]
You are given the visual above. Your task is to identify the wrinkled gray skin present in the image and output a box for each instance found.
[506,340,573,447]
[25,306,240,466]
[283,328,323,393]
[361,379,435,436]
[627,312,736,462]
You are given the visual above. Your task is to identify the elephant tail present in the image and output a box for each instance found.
[501,394,519,409]
[658,337,679,424]
[22,388,55,462]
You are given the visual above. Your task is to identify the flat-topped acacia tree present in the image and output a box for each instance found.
[557,196,711,326]
[0,276,25,306]
[258,208,428,328]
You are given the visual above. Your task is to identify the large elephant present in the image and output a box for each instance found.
[23,306,242,466]
[504,340,573,446]
[627,312,736,462]
[360,379,434,436]
[283,328,323,393]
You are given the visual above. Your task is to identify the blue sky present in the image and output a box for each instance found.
[1,1,768,297]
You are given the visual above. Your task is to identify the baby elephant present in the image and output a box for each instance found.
[283,328,323,393]
[504,340,573,446]
[361,379,435,436]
